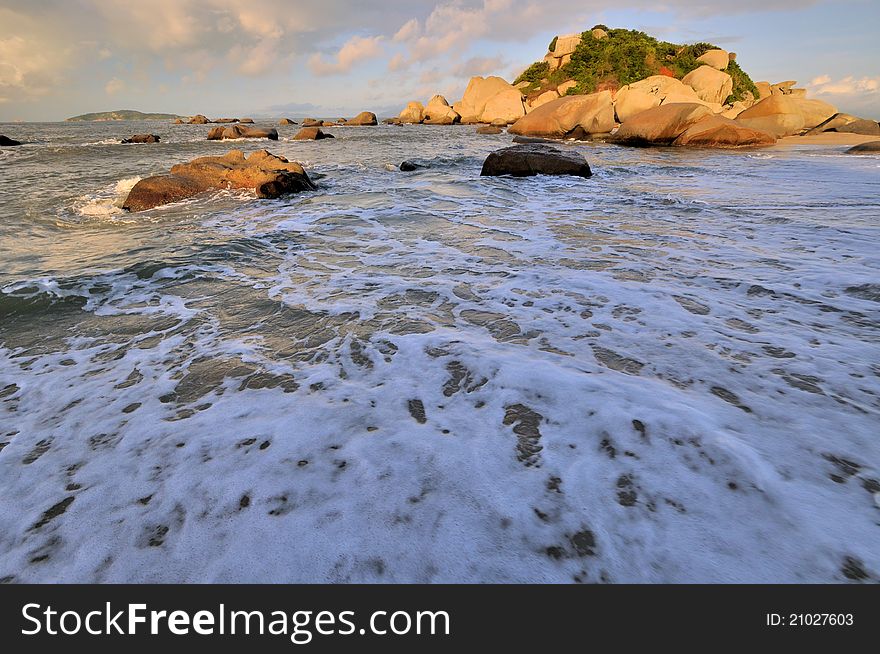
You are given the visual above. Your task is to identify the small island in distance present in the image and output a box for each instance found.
[65,109,184,122]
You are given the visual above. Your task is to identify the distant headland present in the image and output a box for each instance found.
[65,110,185,122]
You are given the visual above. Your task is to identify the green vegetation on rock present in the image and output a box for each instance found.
[515,28,759,105]
[66,109,184,122]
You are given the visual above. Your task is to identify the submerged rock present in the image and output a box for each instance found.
[122,134,160,144]
[480,143,592,178]
[122,149,314,212]
[301,118,323,127]
[278,118,297,125]
[293,127,335,141]
[847,141,880,154]
[0,135,22,146]
[207,125,278,141]
[399,160,428,171]
[476,125,504,134]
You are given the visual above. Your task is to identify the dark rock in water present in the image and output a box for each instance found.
[207,125,278,141]
[476,126,504,135]
[302,118,322,127]
[847,141,880,154]
[122,134,160,144]
[122,149,314,212]
[480,143,592,178]
[278,118,297,125]
[0,135,21,146]
[239,118,254,124]
[293,127,334,141]
[399,160,426,171]
[512,135,556,144]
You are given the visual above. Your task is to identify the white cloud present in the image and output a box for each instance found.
[809,75,879,96]
[308,35,384,76]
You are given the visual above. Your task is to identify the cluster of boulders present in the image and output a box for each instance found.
[174,115,255,125]
[0,135,22,146]
[122,150,314,212]
[393,78,529,126]
[207,125,278,141]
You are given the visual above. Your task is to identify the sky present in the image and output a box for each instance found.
[1,0,878,122]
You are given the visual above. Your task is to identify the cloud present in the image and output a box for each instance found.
[308,35,384,76]
[808,75,879,96]
[452,55,507,78]
[104,77,125,95]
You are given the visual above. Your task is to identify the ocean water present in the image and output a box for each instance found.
[0,120,878,583]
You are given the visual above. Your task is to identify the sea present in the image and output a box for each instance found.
[0,120,878,582]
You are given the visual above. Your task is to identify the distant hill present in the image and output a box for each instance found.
[66,110,184,122]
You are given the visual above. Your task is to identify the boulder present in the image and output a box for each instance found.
[188,115,210,124]
[481,88,526,125]
[122,150,314,212]
[302,118,322,127]
[423,97,460,125]
[480,143,592,178]
[835,119,880,136]
[527,90,559,112]
[721,101,748,120]
[512,135,557,144]
[173,118,185,124]
[453,76,521,123]
[345,111,378,126]
[278,118,297,125]
[398,101,424,124]
[557,80,577,96]
[771,81,797,96]
[214,118,239,123]
[0,135,22,146]
[552,34,582,58]
[207,125,278,141]
[321,121,339,127]
[847,141,880,154]
[611,103,713,146]
[790,98,837,130]
[696,49,729,71]
[293,127,334,140]
[735,95,805,137]
[682,66,733,104]
[508,91,615,139]
[614,76,702,122]
[672,115,776,148]
[591,28,608,40]
[240,118,254,124]
[122,134,160,144]
[755,82,772,100]
[476,125,504,134]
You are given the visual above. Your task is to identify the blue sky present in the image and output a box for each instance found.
[1,0,878,121]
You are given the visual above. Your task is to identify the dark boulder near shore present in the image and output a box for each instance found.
[480,143,592,178]
[846,141,880,154]
[293,127,334,140]
[122,134,160,144]
[122,149,314,212]
[0,135,21,146]
[399,160,427,171]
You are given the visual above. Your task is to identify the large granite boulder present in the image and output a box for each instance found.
[847,141,880,154]
[508,91,614,139]
[122,134,160,144]
[672,115,776,148]
[293,127,334,140]
[835,119,880,136]
[0,135,22,146]
[346,111,378,126]
[611,103,714,146]
[207,125,278,140]
[453,76,522,123]
[188,115,210,124]
[735,95,806,137]
[482,88,526,125]
[696,49,729,71]
[480,143,592,178]
[527,90,559,113]
[790,98,838,130]
[423,96,460,124]
[682,65,733,104]
[122,150,314,212]
[613,75,703,122]
[398,101,424,124]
